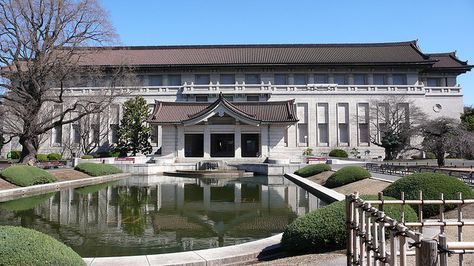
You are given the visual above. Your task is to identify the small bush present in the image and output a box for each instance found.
[81,155,94,159]
[47,153,61,161]
[383,172,474,217]
[281,195,417,254]
[9,151,21,160]
[0,165,57,187]
[425,152,436,159]
[74,162,122,177]
[325,166,371,188]
[0,226,85,266]
[328,149,348,158]
[36,154,49,162]
[294,164,332,177]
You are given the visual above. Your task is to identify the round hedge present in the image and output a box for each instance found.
[36,154,48,162]
[47,153,61,161]
[74,163,122,177]
[0,226,85,266]
[325,166,371,188]
[80,155,94,159]
[328,149,348,158]
[294,164,332,177]
[281,195,418,254]
[383,172,474,217]
[0,165,57,187]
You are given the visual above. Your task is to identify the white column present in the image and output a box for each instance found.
[308,103,317,148]
[261,125,269,157]
[177,126,184,158]
[328,103,337,147]
[204,125,210,158]
[234,123,241,158]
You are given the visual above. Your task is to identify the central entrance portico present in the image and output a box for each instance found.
[149,94,298,159]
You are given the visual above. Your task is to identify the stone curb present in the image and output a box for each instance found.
[84,233,282,266]
[284,173,345,203]
[0,173,131,202]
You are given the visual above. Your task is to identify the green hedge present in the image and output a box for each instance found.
[0,165,57,187]
[325,166,371,188]
[0,226,85,266]
[80,155,94,159]
[36,154,48,162]
[328,149,348,158]
[9,151,21,160]
[294,164,332,177]
[47,153,61,161]
[96,151,120,158]
[383,172,474,217]
[74,163,122,177]
[281,195,417,254]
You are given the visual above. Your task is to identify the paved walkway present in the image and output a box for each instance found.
[47,169,92,182]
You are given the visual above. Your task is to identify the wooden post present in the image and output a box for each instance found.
[458,192,464,266]
[346,195,353,266]
[366,203,372,266]
[439,234,448,266]
[399,233,407,266]
[419,239,438,266]
[359,207,366,265]
[389,220,398,266]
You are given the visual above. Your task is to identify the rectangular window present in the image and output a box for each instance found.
[245,74,261,84]
[168,75,182,86]
[195,74,210,85]
[427,78,441,87]
[392,74,407,85]
[224,95,234,101]
[357,103,370,145]
[148,75,163,86]
[110,124,119,144]
[135,75,145,86]
[314,74,329,84]
[297,103,308,146]
[337,103,349,146]
[353,74,367,85]
[72,124,81,144]
[246,95,259,101]
[53,125,62,145]
[294,74,307,85]
[334,74,348,85]
[220,74,235,84]
[274,74,288,85]
[195,95,208,102]
[373,74,387,85]
[317,103,329,146]
[91,124,100,144]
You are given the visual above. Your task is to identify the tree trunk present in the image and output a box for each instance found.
[384,149,394,161]
[19,135,39,164]
[437,155,445,167]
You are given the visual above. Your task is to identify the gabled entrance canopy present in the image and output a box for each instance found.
[148,93,299,126]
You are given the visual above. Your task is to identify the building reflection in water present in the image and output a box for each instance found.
[0,175,325,257]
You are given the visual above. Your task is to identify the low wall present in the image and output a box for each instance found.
[284,173,345,203]
[233,163,306,176]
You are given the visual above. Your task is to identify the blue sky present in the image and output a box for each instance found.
[101,0,474,105]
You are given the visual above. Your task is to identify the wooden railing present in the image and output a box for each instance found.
[347,192,474,265]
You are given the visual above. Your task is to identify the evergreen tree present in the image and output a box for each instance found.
[116,97,152,156]
[461,106,474,132]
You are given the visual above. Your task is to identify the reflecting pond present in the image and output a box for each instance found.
[0,175,325,257]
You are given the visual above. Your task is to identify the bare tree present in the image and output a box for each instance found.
[420,117,474,167]
[0,0,130,163]
[368,95,426,160]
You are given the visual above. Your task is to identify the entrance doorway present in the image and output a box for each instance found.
[242,134,260,157]
[211,134,234,157]
[185,134,204,157]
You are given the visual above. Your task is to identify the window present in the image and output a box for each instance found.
[353,74,367,85]
[168,75,182,86]
[195,74,210,85]
[314,74,329,84]
[91,124,100,144]
[110,124,119,144]
[149,75,163,86]
[246,95,259,101]
[195,95,208,102]
[53,125,62,145]
[373,74,387,85]
[72,124,81,144]
[334,74,348,85]
[223,95,234,101]
[220,74,235,84]
[357,103,370,145]
[297,103,308,146]
[294,74,307,85]
[392,74,407,85]
[427,78,441,87]
[135,75,145,86]
[245,74,260,84]
[337,103,349,145]
[317,103,329,146]
[274,74,288,85]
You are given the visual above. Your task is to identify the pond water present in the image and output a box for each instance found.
[0,175,326,257]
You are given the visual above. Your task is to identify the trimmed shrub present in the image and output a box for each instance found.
[36,154,49,162]
[328,149,348,158]
[47,153,61,161]
[294,164,332,177]
[9,151,21,160]
[0,226,85,266]
[425,152,436,159]
[81,155,94,159]
[74,163,122,177]
[325,166,371,188]
[383,172,474,217]
[0,165,57,187]
[0,193,55,211]
[281,195,417,254]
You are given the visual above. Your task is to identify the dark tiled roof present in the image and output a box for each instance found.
[426,52,472,70]
[149,95,298,124]
[76,41,435,67]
